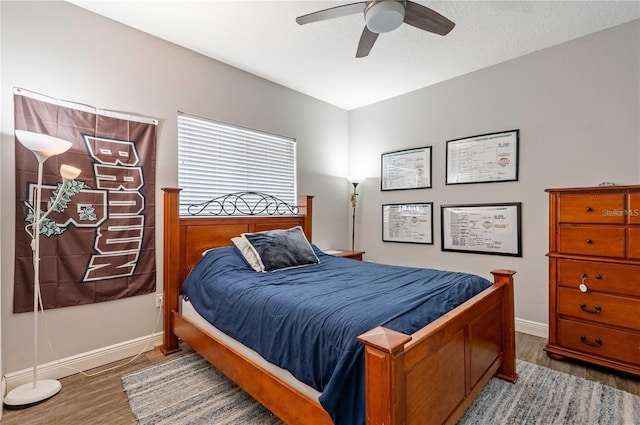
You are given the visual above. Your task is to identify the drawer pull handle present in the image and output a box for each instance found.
[580,303,601,314]
[586,239,593,244]
[595,275,602,280]
[586,207,593,212]
[580,336,602,347]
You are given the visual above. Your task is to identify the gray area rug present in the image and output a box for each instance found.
[122,352,640,425]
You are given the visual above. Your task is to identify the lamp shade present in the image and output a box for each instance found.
[347,175,364,185]
[15,130,73,163]
[60,164,81,181]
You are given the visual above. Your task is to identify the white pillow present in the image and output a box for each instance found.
[231,236,263,272]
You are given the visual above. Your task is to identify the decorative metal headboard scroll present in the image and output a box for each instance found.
[185,192,300,216]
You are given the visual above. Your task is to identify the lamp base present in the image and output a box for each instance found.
[4,379,61,409]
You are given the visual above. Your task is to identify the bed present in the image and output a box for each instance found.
[161,188,518,425]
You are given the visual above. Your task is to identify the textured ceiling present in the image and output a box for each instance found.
[68,1,639,110]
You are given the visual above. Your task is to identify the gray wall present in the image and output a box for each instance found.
[0,1,350,374]
[348,20,640,327]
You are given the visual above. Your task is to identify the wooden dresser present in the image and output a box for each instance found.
[545,185,640,376]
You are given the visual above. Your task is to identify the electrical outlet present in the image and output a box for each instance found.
[155,293,163,308]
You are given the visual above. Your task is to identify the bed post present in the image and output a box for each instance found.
[161,187,182,355]
[491,269,518,383]
[298,195,314,241]
[357,327,413,425]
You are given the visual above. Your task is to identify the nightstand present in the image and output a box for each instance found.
[329,250,365,261]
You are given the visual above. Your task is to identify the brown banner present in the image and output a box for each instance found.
[14,90,157,312]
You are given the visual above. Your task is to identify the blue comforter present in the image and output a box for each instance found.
[183,246,492,425]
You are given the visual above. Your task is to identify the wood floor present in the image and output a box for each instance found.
[2,332,639,424]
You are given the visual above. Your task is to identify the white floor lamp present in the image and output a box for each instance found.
[4,130,81,408]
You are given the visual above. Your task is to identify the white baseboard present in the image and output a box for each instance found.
[4,332,162,393]
[515,317,548,339]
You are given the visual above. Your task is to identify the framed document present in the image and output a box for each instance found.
[446,130,519,185]
[441,203,522,256]
[382,203,433,244]
[381,146,432,191]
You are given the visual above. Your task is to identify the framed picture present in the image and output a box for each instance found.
[381,146,432,191]
[441,202,522,256]
[382,203,433,244]
[446,130,519,185]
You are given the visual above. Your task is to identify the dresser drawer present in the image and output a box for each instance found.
[557,227,625,257]
[556,259,640,297]
[558,288,640,330]
[557,318,640,366]
[558,193,626,224]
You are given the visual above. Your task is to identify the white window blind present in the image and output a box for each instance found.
[178,112,297,216]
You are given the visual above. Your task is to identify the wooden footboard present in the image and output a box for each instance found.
[161,188,517,425]
[358,269,517,425]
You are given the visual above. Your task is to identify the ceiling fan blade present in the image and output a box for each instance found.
[356,27,379,58]
[403,1,455,36]
[296,2,366,25]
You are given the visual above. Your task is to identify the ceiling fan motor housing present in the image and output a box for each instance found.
[365,0,406,34]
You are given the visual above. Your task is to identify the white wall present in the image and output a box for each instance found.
[1,1,350,376]
[348,20,640,330]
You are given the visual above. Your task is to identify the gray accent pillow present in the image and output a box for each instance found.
[242,226,319,272]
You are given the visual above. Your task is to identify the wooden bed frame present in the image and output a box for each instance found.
[161,188,518,425]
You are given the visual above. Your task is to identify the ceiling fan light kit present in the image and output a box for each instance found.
[296,0,455,58]
[365,1,406,33]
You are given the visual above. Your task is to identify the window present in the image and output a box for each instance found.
[177,112,297,216]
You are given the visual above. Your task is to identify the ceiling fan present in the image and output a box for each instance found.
[296,0,455,58]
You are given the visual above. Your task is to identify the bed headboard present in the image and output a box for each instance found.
[163,188,313,287]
